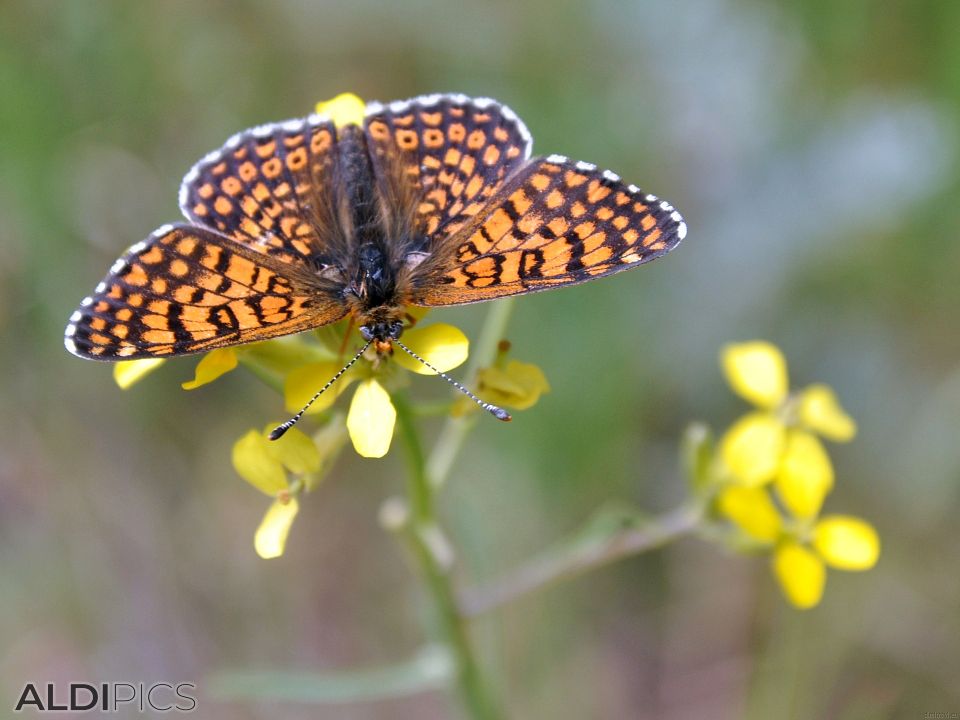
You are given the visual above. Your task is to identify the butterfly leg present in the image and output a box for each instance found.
[338,315,357,358]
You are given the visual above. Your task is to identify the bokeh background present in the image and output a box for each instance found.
[2,1,959,718]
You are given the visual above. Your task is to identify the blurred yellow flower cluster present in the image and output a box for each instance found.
[708,341,879,609]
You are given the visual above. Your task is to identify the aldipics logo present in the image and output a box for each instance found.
[13,682,197,713]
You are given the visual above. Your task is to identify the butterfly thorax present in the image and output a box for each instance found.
[352,242,405,345]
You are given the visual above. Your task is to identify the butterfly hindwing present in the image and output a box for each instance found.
[64,225,346,360]
[178,115,342,266]
[411,155,687,306]
[363,94,533,243]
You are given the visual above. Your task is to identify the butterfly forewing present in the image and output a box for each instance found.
[64,225,346,360]
[178,115,342,266]
[411,155,687,305]
[363,94,533,243]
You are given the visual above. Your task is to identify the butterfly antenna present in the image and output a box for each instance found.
[269,339,373,440]
[394,340,511,422]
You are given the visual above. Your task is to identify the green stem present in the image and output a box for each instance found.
[206,645,453,704]
[426,298,516,490]
[459,502,704,616]
[394,395,502,720]
[393,392,433,522]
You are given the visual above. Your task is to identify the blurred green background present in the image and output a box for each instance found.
[2,1,959,718]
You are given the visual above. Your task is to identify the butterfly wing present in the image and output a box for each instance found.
[363,94,533,244]
[64,225,346,360]
[409,154,687,305]
[178,114,348,267]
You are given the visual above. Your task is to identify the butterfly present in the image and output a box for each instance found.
[64,93,686,430]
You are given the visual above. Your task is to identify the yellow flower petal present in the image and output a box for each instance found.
[813,515,880,571]
[254,497,299,559]
[284,361,356,415]
[772,541,826,609]
[475,360,550,411]
[717,485,783,543]
[798,383,857,442]
[721,341,789,409]
[181,348,238,390]
[393,323,469,375]
[113,358,165,389]
[261,424,320,475]
[315,93,366,128]
[346,379,396,458]
[775,430,834,519]
[232,429,288,495]
[719,412,786,486]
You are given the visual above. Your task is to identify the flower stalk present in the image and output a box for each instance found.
[460,502,704,617]
[392,391,502,720]
[426,298,516,491]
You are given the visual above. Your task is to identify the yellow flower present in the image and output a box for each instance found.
[255,496,299,560]
[798,384,857,441]
[475,360,550,411]
[721,341,788,409]
[453,340,549,418]
[812,515,881,570]
[231,424,322,558]
[181,348,238,390]
[772,514,880,609]
[716,485,783,543]
[718,412,785,486]
[716,472,879,609]
[718,342,856,506]
[316,93,366,128]
[113,358,165,389]
[712,341,877,608]
[775,430,833,518]
[772,541,825,609]
[284,361,359,416]
[233,424,320,492]
[347,379,396,458]
[392,324,469,376]
[322,323,470,458]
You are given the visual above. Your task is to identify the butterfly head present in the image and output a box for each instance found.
[359,318,404,353]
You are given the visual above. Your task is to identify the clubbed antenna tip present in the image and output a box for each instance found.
[267,339,372,442]
[394,340,512,423]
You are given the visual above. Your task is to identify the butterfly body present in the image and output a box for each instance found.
[309,124,416,344]
[65,94,686,361]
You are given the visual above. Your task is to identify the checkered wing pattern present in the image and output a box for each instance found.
[178,115,341,266]
[64,225,346,360]
[364,94,532,243]
[412,155,687,305]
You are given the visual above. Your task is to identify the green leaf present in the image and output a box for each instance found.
[206,645,453,704]
[681,421,714,493]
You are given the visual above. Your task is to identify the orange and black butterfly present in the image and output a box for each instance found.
[65,94,686,431]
